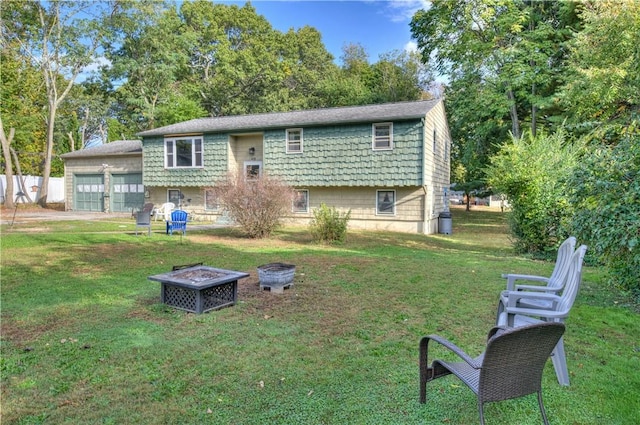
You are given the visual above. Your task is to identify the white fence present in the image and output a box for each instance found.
[0,175,65,204]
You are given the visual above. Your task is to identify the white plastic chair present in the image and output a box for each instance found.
[497,245,587,386]
[154,202,175,221]
[503,236,576,292]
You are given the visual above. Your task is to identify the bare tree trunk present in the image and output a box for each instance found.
[507,89,521,138]
[10,146,33,203]
[38,106,57,207]
[0,119,15,209]
[531,82,537,137]
[68,132,75,151]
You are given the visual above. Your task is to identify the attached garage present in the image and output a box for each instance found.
[60,140,144,213]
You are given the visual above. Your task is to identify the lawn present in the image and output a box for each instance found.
[1,208,638,424]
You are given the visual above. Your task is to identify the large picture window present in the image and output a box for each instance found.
[372,123,393,150]
[292,189,309,213]
[286,129,303,153]
[376,190,396,215]
[165,137,203,168]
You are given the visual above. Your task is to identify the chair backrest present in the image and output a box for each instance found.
[142,203,154,213]
[171,210,188,229]
[547,236,577,289]
[479,322,565,403]
[555,244,587,314]
[160,202,175,220]
[170,209,188,223]
[136,210,151,225]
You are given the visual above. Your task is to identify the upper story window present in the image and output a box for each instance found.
[165,136,203,168]
[372,123,393,150]
[286,128,303,153]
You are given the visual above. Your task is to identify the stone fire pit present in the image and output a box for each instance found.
[258,263,296,294]
[148,265,249,313]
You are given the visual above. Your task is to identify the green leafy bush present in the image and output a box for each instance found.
[309,203,351,243]
[486,130,580,255]
[566,126,640,299]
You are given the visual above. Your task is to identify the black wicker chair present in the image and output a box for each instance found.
[419,322,565,425]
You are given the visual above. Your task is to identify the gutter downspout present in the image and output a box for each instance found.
[421,116,428,234]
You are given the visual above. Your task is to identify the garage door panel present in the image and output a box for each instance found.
[111,174,144,212]
[74,175,104,211]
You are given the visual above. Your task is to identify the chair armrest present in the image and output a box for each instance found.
[514,283,561,293]
[502,273,550,290]
[421,334,481,369]
[503,291,561,309]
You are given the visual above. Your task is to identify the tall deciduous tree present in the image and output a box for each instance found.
[560,0,640,129]
[1,0,116,206]
[410,0,580,187]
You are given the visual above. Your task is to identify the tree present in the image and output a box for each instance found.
[566,126,640,299]
[0,119,16,209]
[411,0,581,182]
[105,2,190,131]
[560,0,640,130]
[486,129,580,255]
[1,0,116,206]
[0,6,47,178]
[369,50,431,103]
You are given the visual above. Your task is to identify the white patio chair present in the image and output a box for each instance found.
[497,244,587,386]
[502,236,576,293]
[154,202,175,221]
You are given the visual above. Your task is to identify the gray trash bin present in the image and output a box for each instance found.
[439,211,452,235]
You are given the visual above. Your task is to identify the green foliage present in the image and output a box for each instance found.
[567,125,640,299]
[560,1,640,126]
[309,203,351,243]
[411,0,581,184]
[486,129,580,255]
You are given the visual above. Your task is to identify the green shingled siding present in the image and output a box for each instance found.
[264,120,423,187]
[142,134,228,187]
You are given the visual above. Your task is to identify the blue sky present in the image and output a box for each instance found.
[221,0,430,64]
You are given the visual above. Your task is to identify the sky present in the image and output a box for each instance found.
[221,0,431,64]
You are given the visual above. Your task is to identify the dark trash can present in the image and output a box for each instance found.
[439,211,452,235]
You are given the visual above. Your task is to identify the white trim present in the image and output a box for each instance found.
[286,128,303,154]
[372,122,393,150]
[292,189,309,213]
[164,136,204,168]
[376,189,396,215]
[244,160,263,179]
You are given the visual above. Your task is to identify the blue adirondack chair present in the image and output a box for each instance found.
[166,210,188,236]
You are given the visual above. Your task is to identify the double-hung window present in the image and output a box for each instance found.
[165,136,203,168]
[286,129,303,153]
[372,123,393,150]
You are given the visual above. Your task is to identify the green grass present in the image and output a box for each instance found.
[1,208,638,424]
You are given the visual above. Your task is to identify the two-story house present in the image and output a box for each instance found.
[137,99,451,234]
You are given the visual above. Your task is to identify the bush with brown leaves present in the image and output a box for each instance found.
[207,173,294,238]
